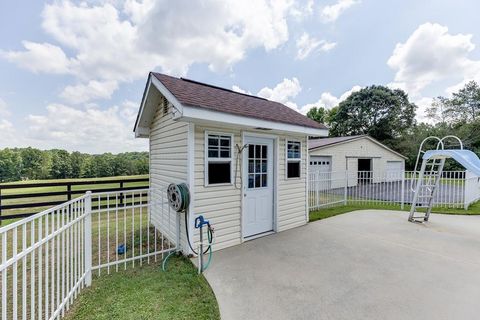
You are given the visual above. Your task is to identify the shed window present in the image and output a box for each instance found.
[205,133,232,185]
[286,140,301,179]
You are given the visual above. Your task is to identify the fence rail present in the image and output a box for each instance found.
[0,187,178,320]
[0,177,149,224]
[308,170,478,211]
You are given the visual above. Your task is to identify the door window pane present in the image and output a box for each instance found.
[247,143,269,189]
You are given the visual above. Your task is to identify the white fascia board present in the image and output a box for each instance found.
[180,105,328,137]
[134,75,185,137]
[151,76,183,116]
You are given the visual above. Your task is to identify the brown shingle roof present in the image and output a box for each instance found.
[152,72,327,130]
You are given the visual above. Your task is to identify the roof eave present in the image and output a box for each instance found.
[134,74,184,138]
[180,105,328,136]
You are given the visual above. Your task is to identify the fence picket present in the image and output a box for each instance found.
[0,188,177,320]
[308,170,473,210]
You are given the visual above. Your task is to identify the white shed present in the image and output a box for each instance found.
[134,72,328,253]
[309,135,406,186]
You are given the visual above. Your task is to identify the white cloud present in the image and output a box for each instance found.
[0,98,10,117]
[0,120,15,147]
[296,32,336,60]
[299,85,362,114]
[2,0,296,104]
[387,23,480,96]
[320,0,360,23]
[1,41,72,74]
[60,80,119,104]
[257,77,302,107]
[413,97,435,123]
[231,85,251,95]
[23,103,146,153]
[119,100,140,122]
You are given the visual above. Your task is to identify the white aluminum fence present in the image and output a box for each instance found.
[0,188,178,320]
[309,170,475,211]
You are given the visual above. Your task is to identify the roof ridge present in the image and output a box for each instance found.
[179,77,268,101]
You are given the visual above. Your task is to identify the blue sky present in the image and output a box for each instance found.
[1,0,480,153]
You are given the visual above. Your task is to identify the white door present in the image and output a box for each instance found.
[243,136,274,238]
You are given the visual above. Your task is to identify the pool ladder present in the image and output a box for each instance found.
[408,135,462,223]
[408,158,445,222]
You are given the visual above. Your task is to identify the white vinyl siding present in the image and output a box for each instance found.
[278,136,308,231]
[194,125,242,251]
[149,101,189,252]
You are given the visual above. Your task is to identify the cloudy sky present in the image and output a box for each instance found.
[1,0,480,153]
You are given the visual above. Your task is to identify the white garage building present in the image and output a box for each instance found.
[308,135,406,186]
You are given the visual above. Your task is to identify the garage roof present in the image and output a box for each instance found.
[309,135,407,159]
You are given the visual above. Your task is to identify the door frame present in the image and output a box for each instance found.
[241,132,278,241]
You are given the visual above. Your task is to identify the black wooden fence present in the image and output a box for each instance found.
[0,177,149,224]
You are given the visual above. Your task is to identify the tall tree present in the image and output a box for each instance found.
[427,80,480,124]
[307,107,327,123]
[0,149,22,182]
[50,150,72,179]
[329,85,417,141]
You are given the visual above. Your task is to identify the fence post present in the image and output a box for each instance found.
[84,191,92,287]
[400,171,405,210]
[344,170,348,205]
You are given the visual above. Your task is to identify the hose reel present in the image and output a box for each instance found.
[167,183,190,212]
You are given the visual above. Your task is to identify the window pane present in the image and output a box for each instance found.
[261,145,267,159]
[248,174,254,188]
[248,160,254,174]
[208,137,218,146]
[220,138,230,147]
[220,149,230,158]
[255,174,261,188]
[255,145,261,158]
[287,162,300,178]
[261,160,267,173]
[261,174,267,187]
[287,141,301,159]
[255,160,261,173]
[208,149,219,158]
[249,145,254,158]
[208,162,231,184]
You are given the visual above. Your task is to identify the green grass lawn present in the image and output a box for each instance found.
[65,256,220,320]
[309,201,480,222]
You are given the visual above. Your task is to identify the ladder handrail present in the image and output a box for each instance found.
[440,135,463,150]
[411,136,443,192]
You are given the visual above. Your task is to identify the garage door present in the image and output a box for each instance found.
[309,156,332,190]
[309,156,332,173]
[386,161,403,181]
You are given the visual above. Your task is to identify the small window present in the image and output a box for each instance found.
[205,133,232,185]
[286,140,301,179]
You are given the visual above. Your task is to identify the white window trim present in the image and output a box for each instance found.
[285,139,302,179]
[204,131,234,187]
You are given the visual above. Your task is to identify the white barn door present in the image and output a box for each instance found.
[243,136,274,238]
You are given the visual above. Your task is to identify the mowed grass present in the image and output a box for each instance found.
[64,256,220,320]
[309,201,480,222]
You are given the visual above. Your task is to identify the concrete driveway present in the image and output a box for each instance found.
[204,210,480,320]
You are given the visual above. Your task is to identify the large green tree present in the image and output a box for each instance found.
[427,80,480,124]
[329,85,417,141]
[306,106,337,126]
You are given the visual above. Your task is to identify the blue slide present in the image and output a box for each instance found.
[423,149,480,176]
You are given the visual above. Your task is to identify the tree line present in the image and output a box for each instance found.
[307,81,480,170]
[0,148,149,182]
